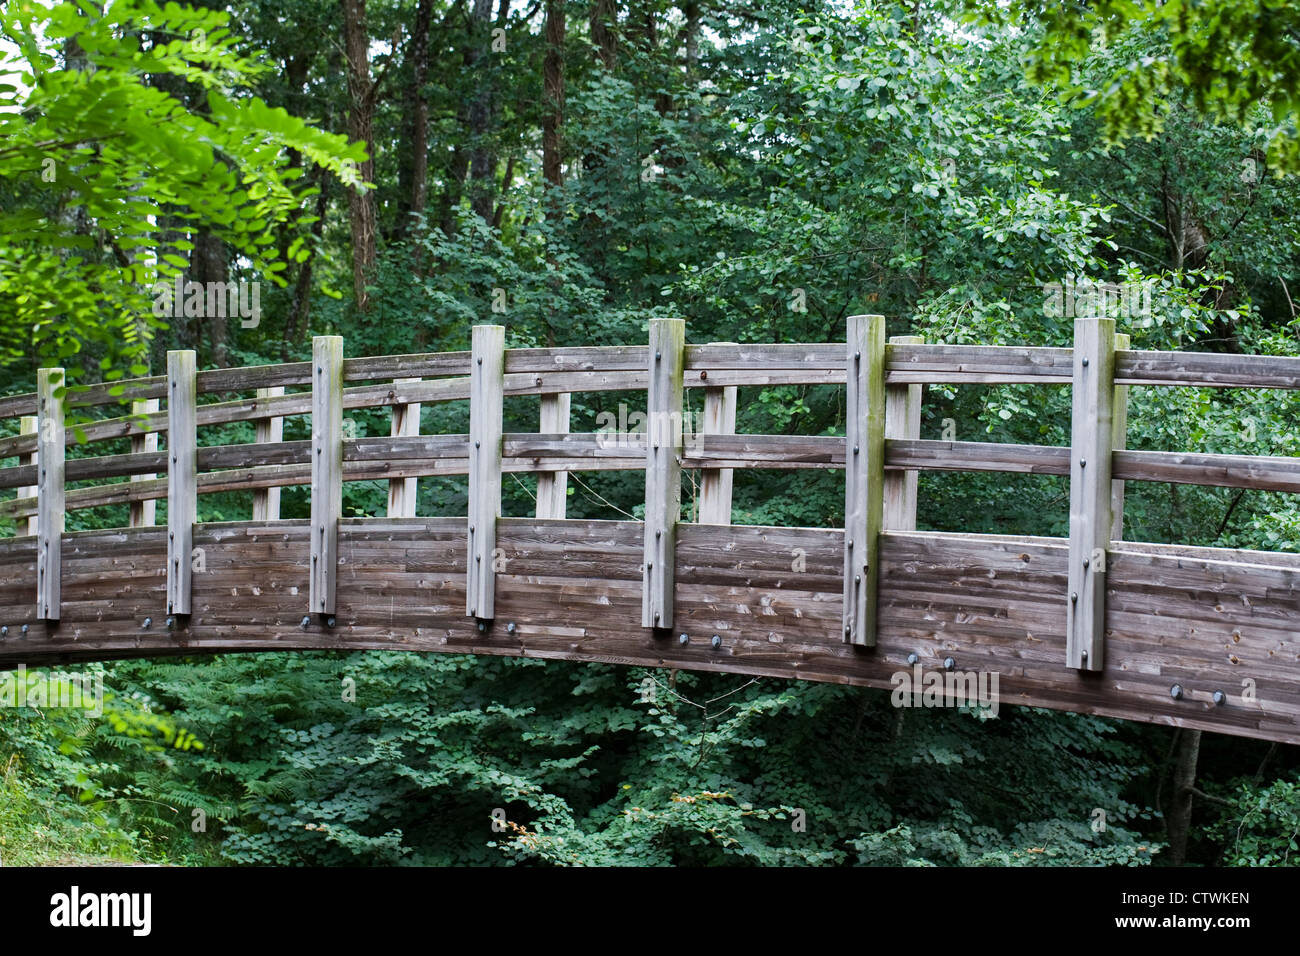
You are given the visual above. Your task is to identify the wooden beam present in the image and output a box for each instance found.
[129,399,159,528]
[534,392,571,519]
[18,416,37,537]
[310,337,343,618]
[35,369,64,621]
[166,352,196,618]
[697,343,737,526]
[467,325,504,620]
[387,378,420,518]
[1111,333,1130,541]
[883,335,923,532]
[1066,318,1115,671]
[253,387,284,521]
[843,314,886,646]
[643,318,685,629]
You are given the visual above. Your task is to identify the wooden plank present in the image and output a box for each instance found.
[252,387,285,521]
[36,369,64,621]
[534,392,571,519]
[1116,350,1300,389]
[310,337,343,617]
[166,352,196,618]
[1111,333,1129,541]
[19,416,37,536]
[387,378,420,519]
[883,335,923,532]
[467,325,504,620]
[697,344,737,526]
[129,399,159,528]
[0,393,38,421]
[1066,318,1115,671]
[843,314,886,646]
[643,318,685,629]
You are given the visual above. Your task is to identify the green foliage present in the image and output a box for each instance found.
[1209,776,1300,866]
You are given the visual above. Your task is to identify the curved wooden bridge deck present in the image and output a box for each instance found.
[2,316,1299,743]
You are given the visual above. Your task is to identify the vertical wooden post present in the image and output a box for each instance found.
[535,392,570,520]
[252,387,284,522]
[467,325,504,620]
[310,337,343,618]
[387,379,420,518]
[18,416,37,537]
[883,335,923,532]
[35,369,64,622]
[1110,333,1130,542]
[643,318,685,629]
[697,342,737,526]
[842,315,886,647]
[1066,318,1115,671]
[166,352,196,618]
[130,398,159,528]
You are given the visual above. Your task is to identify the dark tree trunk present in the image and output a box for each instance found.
[1166,729,1201,866]
[342,0,377,311]
[466,0,496,223]
[542,0,566,208]
[395,0,434,243]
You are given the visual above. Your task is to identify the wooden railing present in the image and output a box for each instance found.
[1,317,1298,742]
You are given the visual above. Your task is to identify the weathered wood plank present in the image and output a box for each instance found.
[1066,318,1115,671]
[843,315,886,646]
[643,318,685,629]
[5,524,1300,743]
[883,335,923,532]
[535,392,571,520]
[36,370,65,620]
[697,347,737,526]
[19,416,37,537]
[310,337,343,617]
[1111,333,1130,541]
[387,379,420,519]
[129,399,160,528]
[467,325,504,620]
[253,387,284,521]
[166,352,196,618]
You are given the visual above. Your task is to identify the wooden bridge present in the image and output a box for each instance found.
[2,316,1299,743]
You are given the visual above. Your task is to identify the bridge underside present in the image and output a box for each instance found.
[0,519,1296,743]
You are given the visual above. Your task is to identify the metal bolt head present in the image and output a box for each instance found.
[906,652,918,665]
[711,635,721,649]
[0,626,6,637]
[166,616,176,631]
[1071,592,1078,603]
[943,657,956,671]
[678,633,689,646]
[477,620,488,634]
[143,617,152,629]
[300,616,311,629]
[506,622,517,635]
[1212,690,1227,706]
[1170,684,1184,701]
[1081,357,1089,367]
[326,616,337,629]
[20,624,28,635]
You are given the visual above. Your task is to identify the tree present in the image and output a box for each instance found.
[0,0,365,372]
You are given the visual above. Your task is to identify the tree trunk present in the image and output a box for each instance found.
[342,0,377,311]
[1166,729,1201,866]
[590,0,617,71]
[192,230,229,367]
[542,0,566,209]
[395,0,434,243]
[467,0,496,223]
